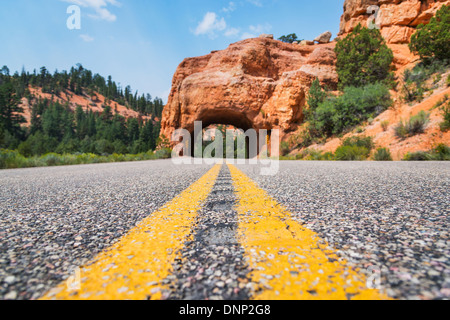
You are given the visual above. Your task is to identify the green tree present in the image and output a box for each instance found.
[278,33,298,43]
[335,24,394,88]
[409,5,450,61]
[0,80,25,139]
[306,79,327,121]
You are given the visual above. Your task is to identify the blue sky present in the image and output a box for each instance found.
[0,0,343,102]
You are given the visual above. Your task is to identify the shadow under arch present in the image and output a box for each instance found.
[187,110,264,159]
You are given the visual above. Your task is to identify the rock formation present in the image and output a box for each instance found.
[314,31,333,44]
[339,0,450,44]
[160,0,447,145]
[160,38,338,142]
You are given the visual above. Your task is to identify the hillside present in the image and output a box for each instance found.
[19,87,152,126]
[0,65,166,157]
[290,44,450,160]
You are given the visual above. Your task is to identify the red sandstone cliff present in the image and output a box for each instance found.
[161,39,338,140]
[339,0,450,43]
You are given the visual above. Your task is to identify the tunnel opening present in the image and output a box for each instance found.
[186,110,269,159]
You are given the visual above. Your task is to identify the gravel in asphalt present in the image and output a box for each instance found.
[237,161,450,300]
[166,165,251,300]
[0,160,449,300]
[0,161,212,300]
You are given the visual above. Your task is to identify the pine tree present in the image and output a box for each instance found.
[335,24,394,88]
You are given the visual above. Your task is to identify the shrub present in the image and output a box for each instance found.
[335,136,374,161]
[335,145,370,161]
[280,141,290,156]
[381,121,390,131]
[342,136,375,151]
[402,60,449,102]
[306,79,327,120]
[373,148,393,161]
[395,111,430,139]
[409,5,450,61]
[432,143,450,160]
[312,83,392,136]
[303,150,334,161]
[403,151,433,161]
[335,24,394,89]
[154,148,172,159]
[403,144,450,161]
[440,100,450,131]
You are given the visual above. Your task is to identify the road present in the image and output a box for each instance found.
[0,160,448,300]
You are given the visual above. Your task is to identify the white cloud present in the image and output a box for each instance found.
[224,27,240,37]
[241,23,272,39]
[246,0,263,7]
[222,2,236,13]
[62,0,121,22]
[194,12,227,38]
[80,34,95,42]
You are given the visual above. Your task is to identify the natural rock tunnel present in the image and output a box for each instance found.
[160,37,339,147]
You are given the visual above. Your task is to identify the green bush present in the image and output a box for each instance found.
[280,141,290,156]
[335,145,370,161]
[403,151,433,161]
[381,121,390,132]
[402,60,449,102]
[440,100,450,131]
[334,136,374,161]
[432,143,450,160]
[335,24,394,89]
[409,5,450,61]
[403,144,450,161]
[154,148,172,159]
[306,79,327,120]
[342,136,374,151]
[395,111,430,139]
[373,148,393,161]
[302,150,335,161]
[312,83,392,136]
[0,149,172,170]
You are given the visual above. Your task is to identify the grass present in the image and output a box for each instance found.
[403,144,450,161]
[373,148,393,161]
[381,121,390,132]
[395,111,430,139]
[0,149,172,170]
[440,100,450,132]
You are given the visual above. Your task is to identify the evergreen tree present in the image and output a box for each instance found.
[409,5,450,61]
[335,24,394,88]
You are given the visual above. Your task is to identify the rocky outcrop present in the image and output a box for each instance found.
[161,38,338,141]
[314,31,333,44]
[339,0,450,44]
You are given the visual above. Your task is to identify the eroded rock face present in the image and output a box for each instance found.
[339,0,450,44]
[161,38,338,141]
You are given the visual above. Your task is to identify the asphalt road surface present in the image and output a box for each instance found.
[0,160,448,300]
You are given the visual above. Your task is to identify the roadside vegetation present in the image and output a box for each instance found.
[404,144,450,161]
[440,100,450,131]
[284,6,450,161]
[0,149,171,170]
[0,64,168,169]
[394,111,430,139]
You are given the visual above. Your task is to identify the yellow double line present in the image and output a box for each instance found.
[42,164,389,300]
[43,164,221,300]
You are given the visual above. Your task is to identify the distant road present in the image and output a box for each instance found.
[0,161,448,300]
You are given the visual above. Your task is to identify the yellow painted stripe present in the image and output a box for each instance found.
[42,164,221,300]
[228,164,390,300]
